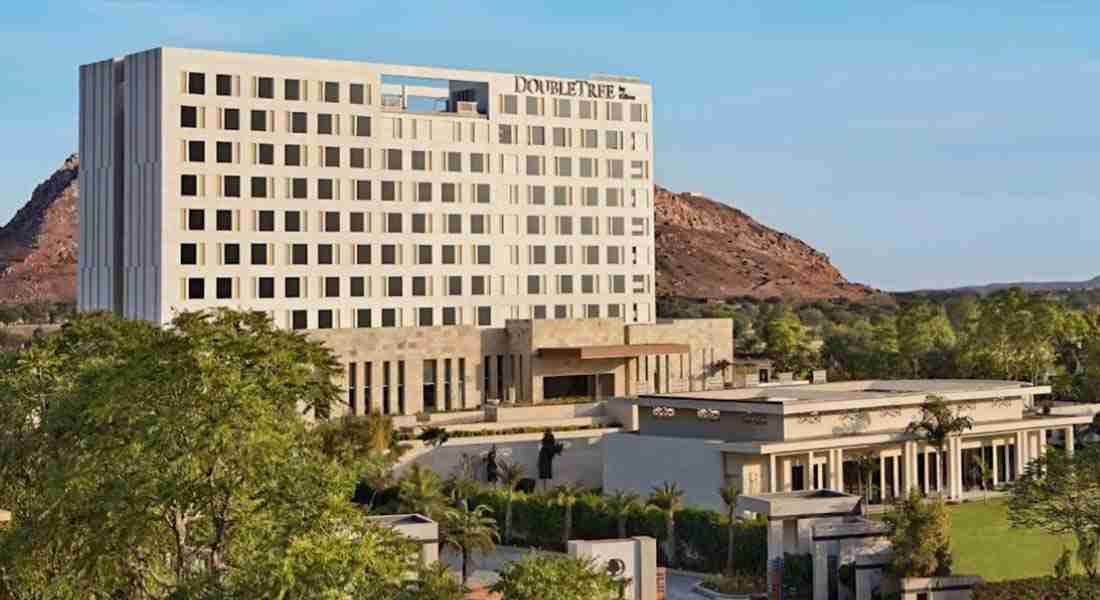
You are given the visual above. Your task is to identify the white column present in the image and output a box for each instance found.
[891,454,900,500]
[808,451,816,490]
[836,447,845,492]
[1038,428,1047,457]
[903,442,914,495]
[769,454,778,493]
[923,446,931,494]
[878,453,886,503]
[992,441,1000,487]
[783,457,793,492]
[1065,426,1075,456]
[953,436,964,500]
[1016,431,1026,478]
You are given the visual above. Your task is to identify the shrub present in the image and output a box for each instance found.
[973,576,1100,600]
[466,488,766,574]
[701,572,767,595]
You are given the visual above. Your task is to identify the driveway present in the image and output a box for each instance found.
[441,546,706,599]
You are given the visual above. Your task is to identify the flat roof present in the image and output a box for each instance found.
[642,379,1047,411]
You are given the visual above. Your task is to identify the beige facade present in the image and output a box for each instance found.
[607,380,1098,511]
[78,47,656,330]
[310,317,733,416]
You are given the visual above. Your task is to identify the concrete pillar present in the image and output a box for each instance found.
[1038,428,1047,457]
[783,457,793,492]
[808,451,816,490]
[769,454,778,493]
[797,519,814,554]
[878,453,886,503]
[836,447,845,492]
[486,356,497,402]
[953,436,964,500]
[1016,431,1026,478]
[891,454,899,500]
[767,520,784,598]
[1066,426,1075,456]
[813,540,829,600]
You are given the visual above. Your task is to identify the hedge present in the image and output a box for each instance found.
[468,488,767,574]
[972,576,1100,600]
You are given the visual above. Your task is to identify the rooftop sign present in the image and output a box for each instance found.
[515,75,636,100]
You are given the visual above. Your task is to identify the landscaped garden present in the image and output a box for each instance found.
[948,499,1076,581]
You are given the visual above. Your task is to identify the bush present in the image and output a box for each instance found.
[973,576,1100,600]
[700,572,767,595]
[466,488,766,574]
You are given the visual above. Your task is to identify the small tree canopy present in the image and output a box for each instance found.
[884,490,953,578]
[489,554,620,600]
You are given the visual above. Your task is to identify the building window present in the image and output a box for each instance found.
[355,115,371,137]
[223,175,241,198]
[216,278,233,299]
[187,140,205,162]
[350,212,365,233]
[324,277,340,298]
[290,310,307,330]
[180,243,197,265]
[350,83,365,105]
[381,309,398,328]
[180,106,198,128]
[290,178,307,199]
[501,94,518,114]
[187,278,205,299]
[387,276,403,297]
[317,310,334,329]
[223,108,240,130]
[258,277,274,298]
[351,148,366,169]
[317,179,334,200]
[257,210,274,232]
[181,175,198,197]
[317,113,333,135]
[317,244,334,265]
[250,177,267,198]
[216,209,233,231]
[257,143,274,165]
[256,76,274,99]
[187,209,204,231]
[216,74,233,96]
[250,243,267,265]
[216,142,233,163]
[423,360,437,411]
[250,110,266,132]
[381,181,397,202]
[291,111,307,133]
[442,307,458,326]
[187,72,205,94]
[284,211,301,232]
[323,81,339,103]
[284,78,301,100]
[223,243,240,265]
[477,306,491,327]
[351,276,366,297]
[285,277,302,298]
[357,308,371,328]
[324,211,340,232]
[418,307,434,327]
[525,96,540,116]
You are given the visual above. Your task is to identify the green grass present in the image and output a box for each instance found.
[947,498,1075,581]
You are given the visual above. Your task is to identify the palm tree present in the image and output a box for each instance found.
[399,463,448,519]
[499,461,525,544]
[718,483,741,575]
[553,482,584,548]
[603,490,641,539]
[974,455,993,501]
[906,395,975,499]
[442,500,499,585]
[649,482,685,568]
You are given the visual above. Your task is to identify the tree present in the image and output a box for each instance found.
[906,395,975,497]
[441,500,499,585]
[974,455,993,500]
[762,308,816,375]
[959,289,1060,383]
[399,463,449,520]
[897,302,957,378]
[853,453,879,501]
[398,561,467,600]
[554,482,584,548]
[314,413,409,466]
[650,482,685,568]
[1008,444,1100,578]
[489,554,619,600]
[418,425,451,448]
[603,489,642,539]
[499,461,526,544]
[0,310,424,598]
[719,483,741,575]
[884,490,953,578]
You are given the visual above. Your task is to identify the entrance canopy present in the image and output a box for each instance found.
[538,343,690,360]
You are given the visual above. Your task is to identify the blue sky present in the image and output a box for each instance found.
[2,1,1098,291]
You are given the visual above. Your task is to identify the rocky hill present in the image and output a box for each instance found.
[0,155,79,303]
[0,155,884,305]
[654,187,884,302]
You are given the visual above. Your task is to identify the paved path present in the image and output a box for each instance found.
[441,546,706,599]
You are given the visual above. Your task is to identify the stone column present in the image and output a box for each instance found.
[836,447,845,492]
[808,451,816,490]
[769,454,778,493]
[891,454,900,500]
[1016,431,1026,478]
[767,520,784,598]
[953,436,964,500]
[878,453,886,504]
[813,540,829,600]
[783,457,793,492]
[1038,428,1047,457]
[1066,426,1076,456]
[923,446,931,494]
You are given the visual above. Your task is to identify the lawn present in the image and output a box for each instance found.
[947,498,1075,581]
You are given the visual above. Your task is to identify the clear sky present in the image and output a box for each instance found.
[2,1,1098,291]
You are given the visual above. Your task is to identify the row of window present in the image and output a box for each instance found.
[181,273,649,300]
[181,106,649,151]
[180,142,648,175]
[181,71,648,122]
[180,208,649,236]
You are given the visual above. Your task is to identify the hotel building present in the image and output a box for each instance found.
[78,47,734,415]
[604,380,1099,511]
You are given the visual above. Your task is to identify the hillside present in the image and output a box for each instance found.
[0,155,78,303]
[932,276,1100,295]
[0,155,884,305]
[654,187,883,302]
